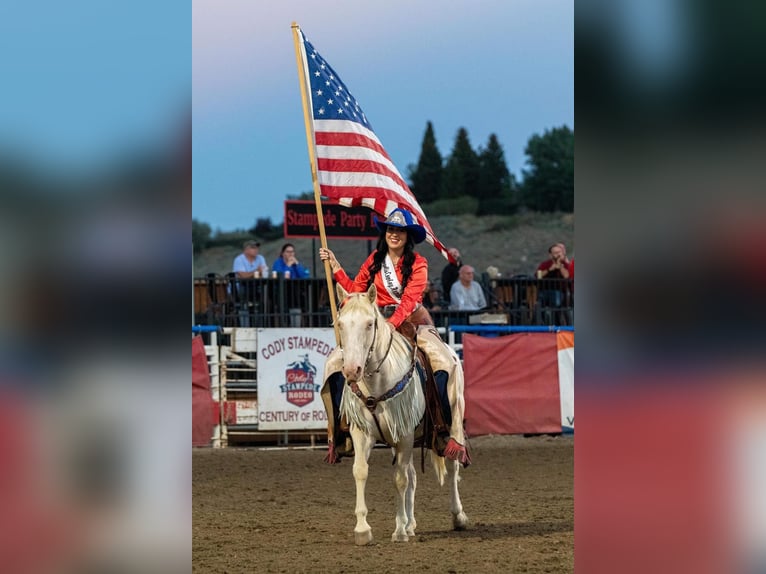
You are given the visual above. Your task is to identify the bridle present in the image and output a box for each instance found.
[363,310,395,377]
[338,299,395,378]
[338,301,416,423]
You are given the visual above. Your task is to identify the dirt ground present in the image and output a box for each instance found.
[192,434,573,574]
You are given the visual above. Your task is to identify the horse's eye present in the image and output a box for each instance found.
[367,321,373,330]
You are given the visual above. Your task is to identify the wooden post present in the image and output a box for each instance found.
[291,22,339,343]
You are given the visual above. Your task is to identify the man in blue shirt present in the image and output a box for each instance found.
[230,240,268,326]
[232,240,268,278]
[271,243,310,278]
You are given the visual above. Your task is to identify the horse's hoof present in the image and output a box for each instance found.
[354,530,373,546]
[391,532,409,542]
[453,512,469,531]
[405,527,416,537]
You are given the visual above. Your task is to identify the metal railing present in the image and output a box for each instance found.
[193,275,574,329]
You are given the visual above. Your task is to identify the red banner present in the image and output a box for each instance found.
[463,333,562,435]
[192,335,216,446]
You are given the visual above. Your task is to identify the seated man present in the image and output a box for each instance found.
[422,281,444,311]
[536,243,572,308]
[449,265,487,311]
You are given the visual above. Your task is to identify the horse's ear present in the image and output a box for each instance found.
[367,283,377,305]
[336,283,349,303]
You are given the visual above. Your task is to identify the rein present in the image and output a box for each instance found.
[339,297,417,443]
[348,341,416,414]
[365,315,395,377]
[344,309,414,413]
[341,300,417,442]
[347,341,416,444]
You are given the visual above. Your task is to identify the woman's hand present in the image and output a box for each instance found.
[319,247,341,272]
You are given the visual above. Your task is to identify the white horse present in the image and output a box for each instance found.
[333,283,468,545]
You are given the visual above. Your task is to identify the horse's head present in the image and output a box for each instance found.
[336,283,381,382]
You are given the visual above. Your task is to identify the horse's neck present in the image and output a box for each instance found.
[364,321,412,394]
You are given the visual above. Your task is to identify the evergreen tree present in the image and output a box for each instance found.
[248,216,282,241]
[192,219,212,254]
[476,134,518,214]
[520,126,574,212]
[443,127,480,199]
[407,121,443,203]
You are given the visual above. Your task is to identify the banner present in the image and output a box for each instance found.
[256,328,336,430]
[463,333,563,435]
[192,335,216,446]
[557,331,574,431]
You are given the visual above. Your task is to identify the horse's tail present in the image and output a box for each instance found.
[431,451,446,486]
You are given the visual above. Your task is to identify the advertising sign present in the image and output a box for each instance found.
[256,328,336,430]
[283,200,378,239]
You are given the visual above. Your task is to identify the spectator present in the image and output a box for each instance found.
[449,265,487,311]
[556,242,572,267]
[422,281,444,312]
[232,240,268,278]
[441,247,463,305]
[558,243,574,281]
[271,243,311,278]
[536,243,572,307]
[230,240,267,327]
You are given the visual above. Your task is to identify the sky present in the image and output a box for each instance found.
[192,0,573,232]
[0,1,189,174]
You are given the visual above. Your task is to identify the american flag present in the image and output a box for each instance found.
[297,27,452,262]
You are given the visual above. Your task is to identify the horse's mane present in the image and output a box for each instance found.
[338,292,424,443]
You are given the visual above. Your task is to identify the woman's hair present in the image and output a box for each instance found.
[280,243,295,257]
[366,231,416,291]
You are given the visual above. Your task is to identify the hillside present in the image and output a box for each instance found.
[193,212,574,288]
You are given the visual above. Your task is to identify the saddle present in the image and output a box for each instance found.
[383,308,451,468]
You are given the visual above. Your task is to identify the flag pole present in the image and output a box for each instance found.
[292,22,340,343]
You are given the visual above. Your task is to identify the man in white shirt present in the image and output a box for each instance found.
[449,265,487,311]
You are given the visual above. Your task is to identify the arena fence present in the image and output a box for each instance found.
[193,275,574,330]
[192,323,574,448]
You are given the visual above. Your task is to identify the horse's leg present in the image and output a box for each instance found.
[351,428,375,546]
[449,459,469,530]
[391,438,414,542]
[404,454,417,536]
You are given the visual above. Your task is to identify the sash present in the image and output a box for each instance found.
[381,255,403,302]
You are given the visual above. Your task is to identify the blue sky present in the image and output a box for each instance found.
[192,0,573,232]
[0,1,189,174]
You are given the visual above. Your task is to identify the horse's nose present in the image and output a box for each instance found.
[343,363,362,382]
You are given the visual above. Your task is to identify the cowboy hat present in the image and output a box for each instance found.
[373,208,427,244]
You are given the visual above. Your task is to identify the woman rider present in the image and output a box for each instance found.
[318,207,470,466]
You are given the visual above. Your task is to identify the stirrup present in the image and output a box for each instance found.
[432,431,450,457]
[324,434,354,464]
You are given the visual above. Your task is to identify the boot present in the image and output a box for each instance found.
[416,326,471,467]
[320,367,354,464]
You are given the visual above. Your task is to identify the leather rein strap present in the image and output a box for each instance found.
[346,320,417,444]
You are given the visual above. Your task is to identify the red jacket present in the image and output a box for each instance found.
[334,251,428,328]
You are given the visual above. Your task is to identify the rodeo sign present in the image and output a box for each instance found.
[256,328,336,430]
